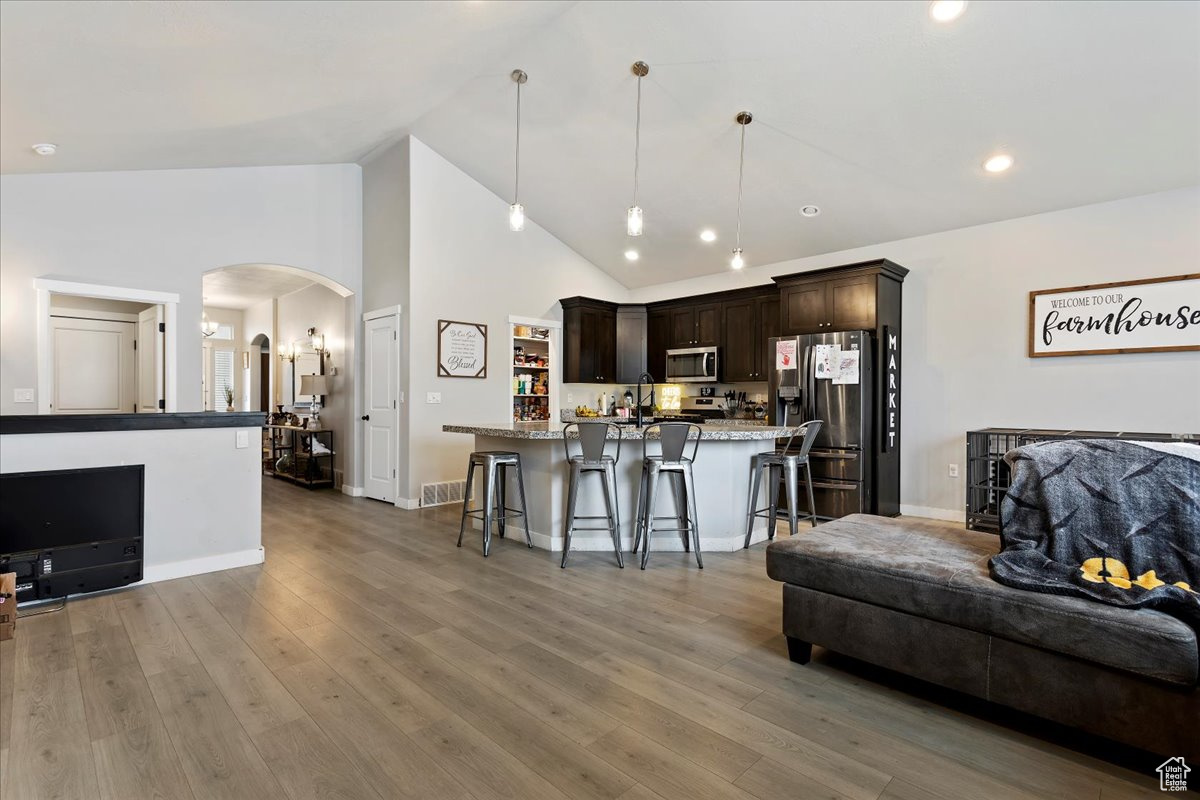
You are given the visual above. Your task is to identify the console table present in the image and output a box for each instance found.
[263,425,334,489]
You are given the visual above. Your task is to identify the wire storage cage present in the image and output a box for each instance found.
[965,427,1195,533]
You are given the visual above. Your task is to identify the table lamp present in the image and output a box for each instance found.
[299,374,330,428]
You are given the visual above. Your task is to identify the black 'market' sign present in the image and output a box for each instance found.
[884,326,899,453]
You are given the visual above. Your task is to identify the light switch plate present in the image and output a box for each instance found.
[13,389,34,403]
[426,392,442,404]
[236,430,249,449]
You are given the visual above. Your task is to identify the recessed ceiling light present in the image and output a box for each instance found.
[624,249,639,261]
[32,143,57,156]
[799,205,821,217]
[699,229,717,243]
[983,153,1014,173]
[929,0,967,22]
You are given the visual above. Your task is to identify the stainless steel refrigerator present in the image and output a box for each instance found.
[767,331,874,520]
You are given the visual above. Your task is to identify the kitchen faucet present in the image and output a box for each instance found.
[635,372,656,428]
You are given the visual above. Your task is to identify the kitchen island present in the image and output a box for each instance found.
[443,421,803,554]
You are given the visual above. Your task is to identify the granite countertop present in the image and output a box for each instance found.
[443,421,797,441]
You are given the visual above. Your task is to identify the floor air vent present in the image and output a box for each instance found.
[421,479,467,508]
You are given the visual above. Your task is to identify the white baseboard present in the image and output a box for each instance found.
[341,484,364,497]
[140,547,265,584]
[396,497,421,510]
[900,504,965,523]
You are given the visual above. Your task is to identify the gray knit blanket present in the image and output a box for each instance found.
[989,439,1200,628]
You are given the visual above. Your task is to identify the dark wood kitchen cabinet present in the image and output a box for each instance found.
[646,308,670,382]
[561,297,617,383]
[777,265,889,334]
[668,302,721,347]
[721,289,779,382]
[721,298,756,382]
[756,292,780,377]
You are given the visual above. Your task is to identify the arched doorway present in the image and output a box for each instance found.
[201,263,357,489]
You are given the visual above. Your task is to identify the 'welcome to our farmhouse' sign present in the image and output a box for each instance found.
[438,320,488,378]
[1028,274,1200,357]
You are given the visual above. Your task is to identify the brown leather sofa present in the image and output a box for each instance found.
[765,514,1200,760]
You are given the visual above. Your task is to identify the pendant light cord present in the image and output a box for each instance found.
[735,120,746,250]
[513,80,522,204]
[633,74,642,207]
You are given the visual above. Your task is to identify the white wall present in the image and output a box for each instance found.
[0,164,362,416]
[403,137,629,502]
[628,186,1200,518]
[276,283,355,488]
[361,137,412,495]
[0,426,263,582]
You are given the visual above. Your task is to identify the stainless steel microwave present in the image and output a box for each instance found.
[665,347,719,383]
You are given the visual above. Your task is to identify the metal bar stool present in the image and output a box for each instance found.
[633,422,703,570]
[561,422,624,569]
[457,451,532,557]
[744,420,822,548]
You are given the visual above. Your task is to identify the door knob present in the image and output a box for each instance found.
[361,414,370,421]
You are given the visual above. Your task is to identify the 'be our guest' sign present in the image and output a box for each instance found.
[1028,274,1200,357]
[438,320,488,378]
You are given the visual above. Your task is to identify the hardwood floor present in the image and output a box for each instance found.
[0,479,1170,800]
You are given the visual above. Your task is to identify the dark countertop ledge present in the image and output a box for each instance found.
[1,411,266,435]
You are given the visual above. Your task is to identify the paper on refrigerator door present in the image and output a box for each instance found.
[832,349,860,384]
[814,345,840,379]
[775,339,797,370]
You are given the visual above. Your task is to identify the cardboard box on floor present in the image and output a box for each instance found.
[0,572,16,641]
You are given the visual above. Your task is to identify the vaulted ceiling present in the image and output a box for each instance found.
[3,1,1198,287]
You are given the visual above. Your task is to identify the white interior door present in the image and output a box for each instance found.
[137,305,164,413]
[50,317,136,413]
[363,314,399,502]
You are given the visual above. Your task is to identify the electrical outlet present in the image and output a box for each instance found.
[948,463,959,478]
[235,430,249,449]
[566,393,574,403]
[13,388,34,403]
[426,392,442,404]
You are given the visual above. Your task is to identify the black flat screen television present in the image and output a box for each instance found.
[0,464,144,600]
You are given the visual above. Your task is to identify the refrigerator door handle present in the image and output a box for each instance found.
[811,343,820,422]
[800,343,811,422]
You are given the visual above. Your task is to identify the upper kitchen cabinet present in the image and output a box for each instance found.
[667,301,722,347]
[775,260,908,335]
[615,305,647,384]
[755,292,780,377]
[646,308,670,382]
[561,297,617,383]
[721,288,779,382]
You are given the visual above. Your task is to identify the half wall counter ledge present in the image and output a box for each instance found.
[1,412,265,602]
[443,421,805,553]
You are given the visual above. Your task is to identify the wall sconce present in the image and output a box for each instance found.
[307,327,326,357]
[278,343,296,362]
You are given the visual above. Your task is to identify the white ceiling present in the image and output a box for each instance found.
[3,1,1198,288]
[202,264,316,310]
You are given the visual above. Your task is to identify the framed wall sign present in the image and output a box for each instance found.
[1028,274,1200,357]
[438,320,488,378]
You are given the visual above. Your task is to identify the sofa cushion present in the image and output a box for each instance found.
[765,514,1198,687]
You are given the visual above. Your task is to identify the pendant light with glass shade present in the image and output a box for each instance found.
[730,111,752,269]
[508,69,528,231]
[626,61,649,237]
